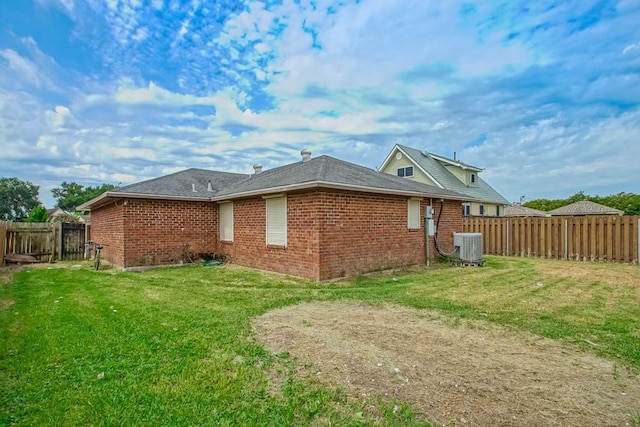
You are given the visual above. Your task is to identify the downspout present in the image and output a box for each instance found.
[425,201,430,266]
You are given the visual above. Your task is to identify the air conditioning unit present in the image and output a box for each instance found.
[453,233,483,264]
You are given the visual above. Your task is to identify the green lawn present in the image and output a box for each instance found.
[1,257,639,426]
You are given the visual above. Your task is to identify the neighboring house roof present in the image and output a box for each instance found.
[380,144,510,205]
[547,201,624,216]
[504,204,549,217]
[47,207,67,216]
[79,154,475,210]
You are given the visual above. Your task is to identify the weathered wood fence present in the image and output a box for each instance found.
[463,216,640,264]
[0,221,89,265]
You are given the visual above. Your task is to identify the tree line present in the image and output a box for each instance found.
[2,176,639,221]
[0,177,115,222]
[523,191,640,215]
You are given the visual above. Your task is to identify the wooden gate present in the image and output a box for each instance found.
[1,221,87,264]
[3,223,56,262]
[60,222,86,260]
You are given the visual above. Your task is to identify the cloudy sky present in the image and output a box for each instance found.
[1,0,639,208]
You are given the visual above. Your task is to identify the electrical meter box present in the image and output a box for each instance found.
[425,206,433,219]
[427,219,435,236]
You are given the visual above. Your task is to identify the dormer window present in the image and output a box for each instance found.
[468,172,477,186]
[397,166,414,178]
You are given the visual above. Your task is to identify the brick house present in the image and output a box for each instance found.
[79,151,472,280]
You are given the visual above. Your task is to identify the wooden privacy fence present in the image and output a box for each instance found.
[463,216,640,264]
[0,221,88,265]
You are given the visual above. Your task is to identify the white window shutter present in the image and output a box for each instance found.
[219,202,234,242]
[266,196,287,246]
[408,199,420,229]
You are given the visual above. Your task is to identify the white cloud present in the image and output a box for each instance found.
[45,105,72,130]
[35,0,75,15]
[622,42,640,55]
[0,50,42,87]
[113,80,216,105]
[2,0,639,208]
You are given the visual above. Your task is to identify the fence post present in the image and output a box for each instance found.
[506,219,509,256]
[637,218,639,266]
[56,222,63,261]
[564,219,568,260]
[0,221,5,266]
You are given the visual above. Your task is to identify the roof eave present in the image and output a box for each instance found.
[378,143,402,172]
[214,180,475,202]
[430,153,483,171]
[78,191,214,211]
[81,180,476,210]
[380,145,445,189]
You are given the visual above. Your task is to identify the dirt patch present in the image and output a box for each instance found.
[0,299,15,309]
[253,301,640,426]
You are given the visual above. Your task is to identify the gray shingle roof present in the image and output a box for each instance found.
[547,201,623,216]
[216,155,469,199]
[80,155,474,210]
[504,204,548,217]
[116,168,249,199]
[395,144,509,205]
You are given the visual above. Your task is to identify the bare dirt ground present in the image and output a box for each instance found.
[253,301,640,426]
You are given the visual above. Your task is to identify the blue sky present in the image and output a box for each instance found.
[1,0,639,208]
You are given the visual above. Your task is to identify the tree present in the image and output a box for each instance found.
[524,192,640,215]
[52,182,116,212]
[0,177,40,221]
[26,205,49,222]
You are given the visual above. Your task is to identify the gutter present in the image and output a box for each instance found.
[212,180,477,202]
[80,180,477,211]
[78,191,213,211]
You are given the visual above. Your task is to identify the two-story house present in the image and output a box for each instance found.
[379,144,509,217]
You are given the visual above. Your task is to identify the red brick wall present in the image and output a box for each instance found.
[91,198,217,268]
[218,193,320,279]
[90,193,463,279]
[431,199,463,257]
[90,202,125,266]
[218,191,463,281]
[316,191,425,280]
[122,199,216,267]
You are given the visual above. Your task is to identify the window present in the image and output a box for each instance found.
[219,202,234,242]
[462,204,471,217]
[266,196,287,246]
[470,173,476,184]
[479,205,485,216]
[496,205,500,216]
[407,199,421,229]
[397,166,414,178]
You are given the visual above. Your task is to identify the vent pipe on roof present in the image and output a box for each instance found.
[207,180,213,191]
[253,163,263,174]
[301,149,312,162]
[192,183,197,192]
[453,151,457,161]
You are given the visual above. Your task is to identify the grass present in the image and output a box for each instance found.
[1,257,639,426]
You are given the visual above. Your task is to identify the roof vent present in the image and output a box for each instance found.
[301,149,312,162]
[207,180,213,192]
[192,183,197,192]
[253,163,263,174]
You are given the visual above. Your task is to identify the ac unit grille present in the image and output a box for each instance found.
[453,233,483,262]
